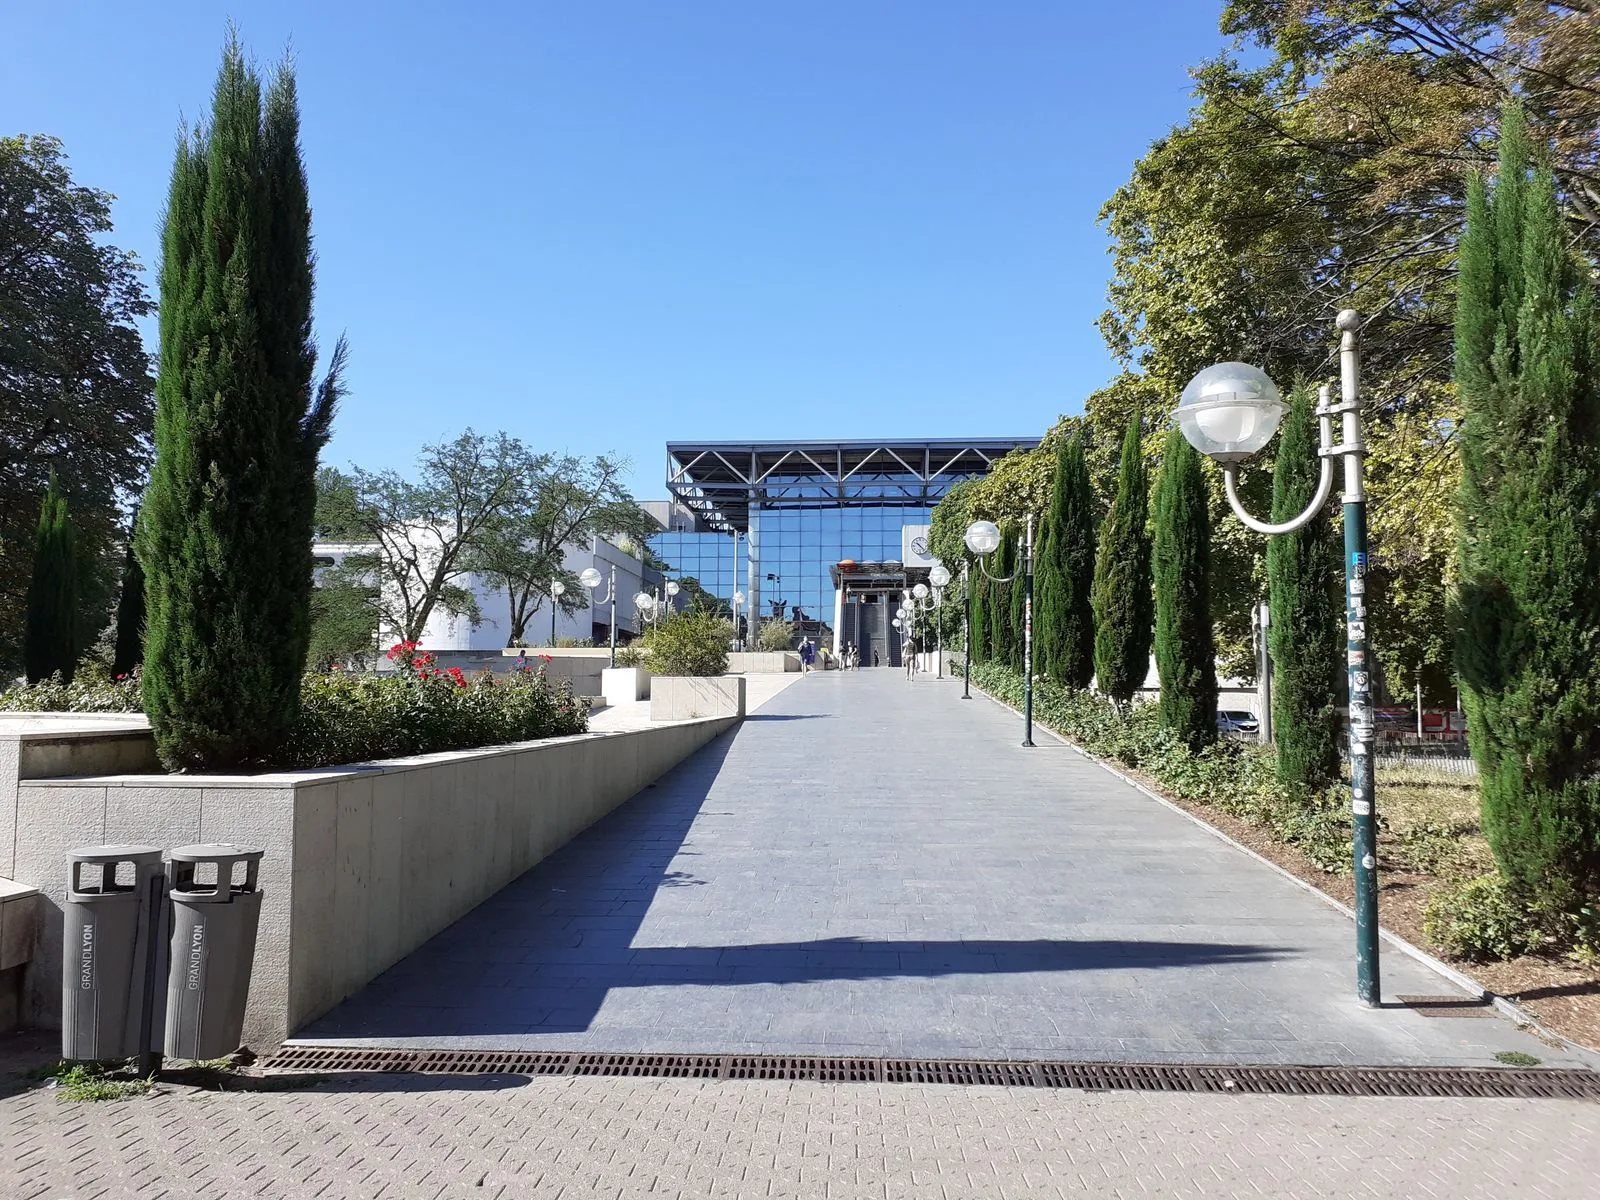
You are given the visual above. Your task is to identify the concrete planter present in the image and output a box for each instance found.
[650,676,747,721]
[3,716,738,1048]
[601,666,652,705]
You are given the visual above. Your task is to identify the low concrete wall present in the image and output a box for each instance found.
[601,667,651,705]
[8,716,738,1048]
[651,676,747,721]
[726,653,798,674]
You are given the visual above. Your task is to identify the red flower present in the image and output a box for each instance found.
[538,653,554,663]
[446,667,467,688]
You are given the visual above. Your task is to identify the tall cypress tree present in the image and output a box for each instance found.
[1091,414,1153,704]
[111,515,144,678]
[1153,428,1216,750]
[970,571,989,663]
[139,38,343,770]
[990,529,1015,670]
[1036,435,1096,688]
[1007,522,1027,674]
[23,474,77,685]
[1455,103,1600,901]
[1267,387,1342,795]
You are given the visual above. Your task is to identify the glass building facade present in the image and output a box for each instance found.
[652,505,934,631]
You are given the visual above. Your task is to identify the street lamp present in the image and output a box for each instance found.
[579,565,617,667]
[549,578,566,646]
[1173,308,1377,1007]
[634,590,656,633]
[732,589,745,649]
[665,579,681,610]
[930,564,951,678]
[967,516,1035,746]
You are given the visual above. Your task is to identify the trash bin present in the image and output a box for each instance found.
[164,844,264,1060]
[62,845,165,1062]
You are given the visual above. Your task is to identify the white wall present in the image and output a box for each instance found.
[313,533,652,652]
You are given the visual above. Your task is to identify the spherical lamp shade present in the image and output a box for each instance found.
[929,565,951,588]
[891,618,902,628]
[964,520,1002,557]
[578,567,602,590]
[912,583,929,599]
[665,580,680,596]
[1175,362,1286,463]
[634,591,654,611]
[551,580,566,597]
[732,590,744,605]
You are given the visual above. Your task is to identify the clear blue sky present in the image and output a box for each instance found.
[7,2,1231,500]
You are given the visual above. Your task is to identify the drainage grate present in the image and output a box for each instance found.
[1396,994,1494,1018]
[262,1047,1600,1100]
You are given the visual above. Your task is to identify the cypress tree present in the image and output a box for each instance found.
[990,529,1015,669]
[970,572,989,663]
[1153,428,1216,751]
[139,38,342,770]
[1266,387,1342,795]
[1007,522,1027,674]
[23,474,77,685]
[1036,435,1096,688]
[111,515,144,678]
[1455,103,1600,901]
[1091,414,1153,704]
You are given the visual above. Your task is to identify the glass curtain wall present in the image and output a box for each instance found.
[650,505,934,629]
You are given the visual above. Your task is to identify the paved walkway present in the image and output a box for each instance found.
[299,670,1576,1068]
[5,1056,1597,1199]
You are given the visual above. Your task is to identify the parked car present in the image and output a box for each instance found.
[1217,710,1260,735]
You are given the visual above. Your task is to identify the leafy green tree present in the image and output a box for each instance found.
[111,516,143,678]
[1035,434,1097,688]
[1,135,154,674]
[1454,104,1600,902]
[1092,414,1153,704]
[927,480,974,574]
[1266,387,1342,795]
[1152,428,1216,751]
[23,474,77,684]
[139,39,344,770]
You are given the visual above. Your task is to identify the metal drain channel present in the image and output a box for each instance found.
[263,1047,1600,1100]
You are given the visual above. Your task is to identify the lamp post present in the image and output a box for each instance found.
[930,564,951,679]
[549,578,566,646]
[664,579,680,618]
[579,565,617,667]
[1172,308,1377,1007]
[634,590,656,633]
[912,582,930,675]
[966,516,1034,746]
[732,589,745,649]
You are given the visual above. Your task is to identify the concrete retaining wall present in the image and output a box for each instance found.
[726,653,798,674]
[7,717,737,1048]
[650,676,747,721]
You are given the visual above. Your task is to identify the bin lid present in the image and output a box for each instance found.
[168,843,264,864]
[69,844,162,863]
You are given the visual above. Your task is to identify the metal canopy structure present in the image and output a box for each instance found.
[665,438,1040,533]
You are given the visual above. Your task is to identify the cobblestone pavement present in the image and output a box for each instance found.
[301,670,1576,1067]
[4,1062,1598,1200]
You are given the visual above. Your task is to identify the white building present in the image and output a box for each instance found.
[312,534,657,653]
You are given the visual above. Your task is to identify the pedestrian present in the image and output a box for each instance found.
[873,648,880,668]
[516,648,527,673]
[799,637,816,674]
[905,634,919,678]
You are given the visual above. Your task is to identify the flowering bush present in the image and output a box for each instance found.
[287,661,587,769]
[0,665,143,713]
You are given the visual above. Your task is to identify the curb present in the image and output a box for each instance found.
[966,682,1600,1069]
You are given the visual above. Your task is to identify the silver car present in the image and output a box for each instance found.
[1217,710,1260,735]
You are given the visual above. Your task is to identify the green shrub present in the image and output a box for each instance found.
[614,643,646,669]
[757,618,794,652]
[288,668,586,769]
[644,612,730,677]
[1423,874,1547,962]
[1,665,143,713]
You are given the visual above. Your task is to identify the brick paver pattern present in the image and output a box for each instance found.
[302,670,1575,1067]
[5,1071,1600,1199]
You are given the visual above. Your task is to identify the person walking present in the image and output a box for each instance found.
[799,637,816,674]
[904,633,919,679]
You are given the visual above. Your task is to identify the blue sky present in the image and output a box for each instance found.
[7,2,1232,499]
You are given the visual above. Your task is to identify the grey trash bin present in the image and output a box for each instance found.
[62,845,165,1062]
[164,844,264,1060]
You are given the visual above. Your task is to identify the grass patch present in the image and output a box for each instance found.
[48,1062,152,1102]
[1494,1050,1542,1067]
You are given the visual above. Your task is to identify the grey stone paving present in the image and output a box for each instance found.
[299,670,1579,1067]
[6,1065,1598,1199]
